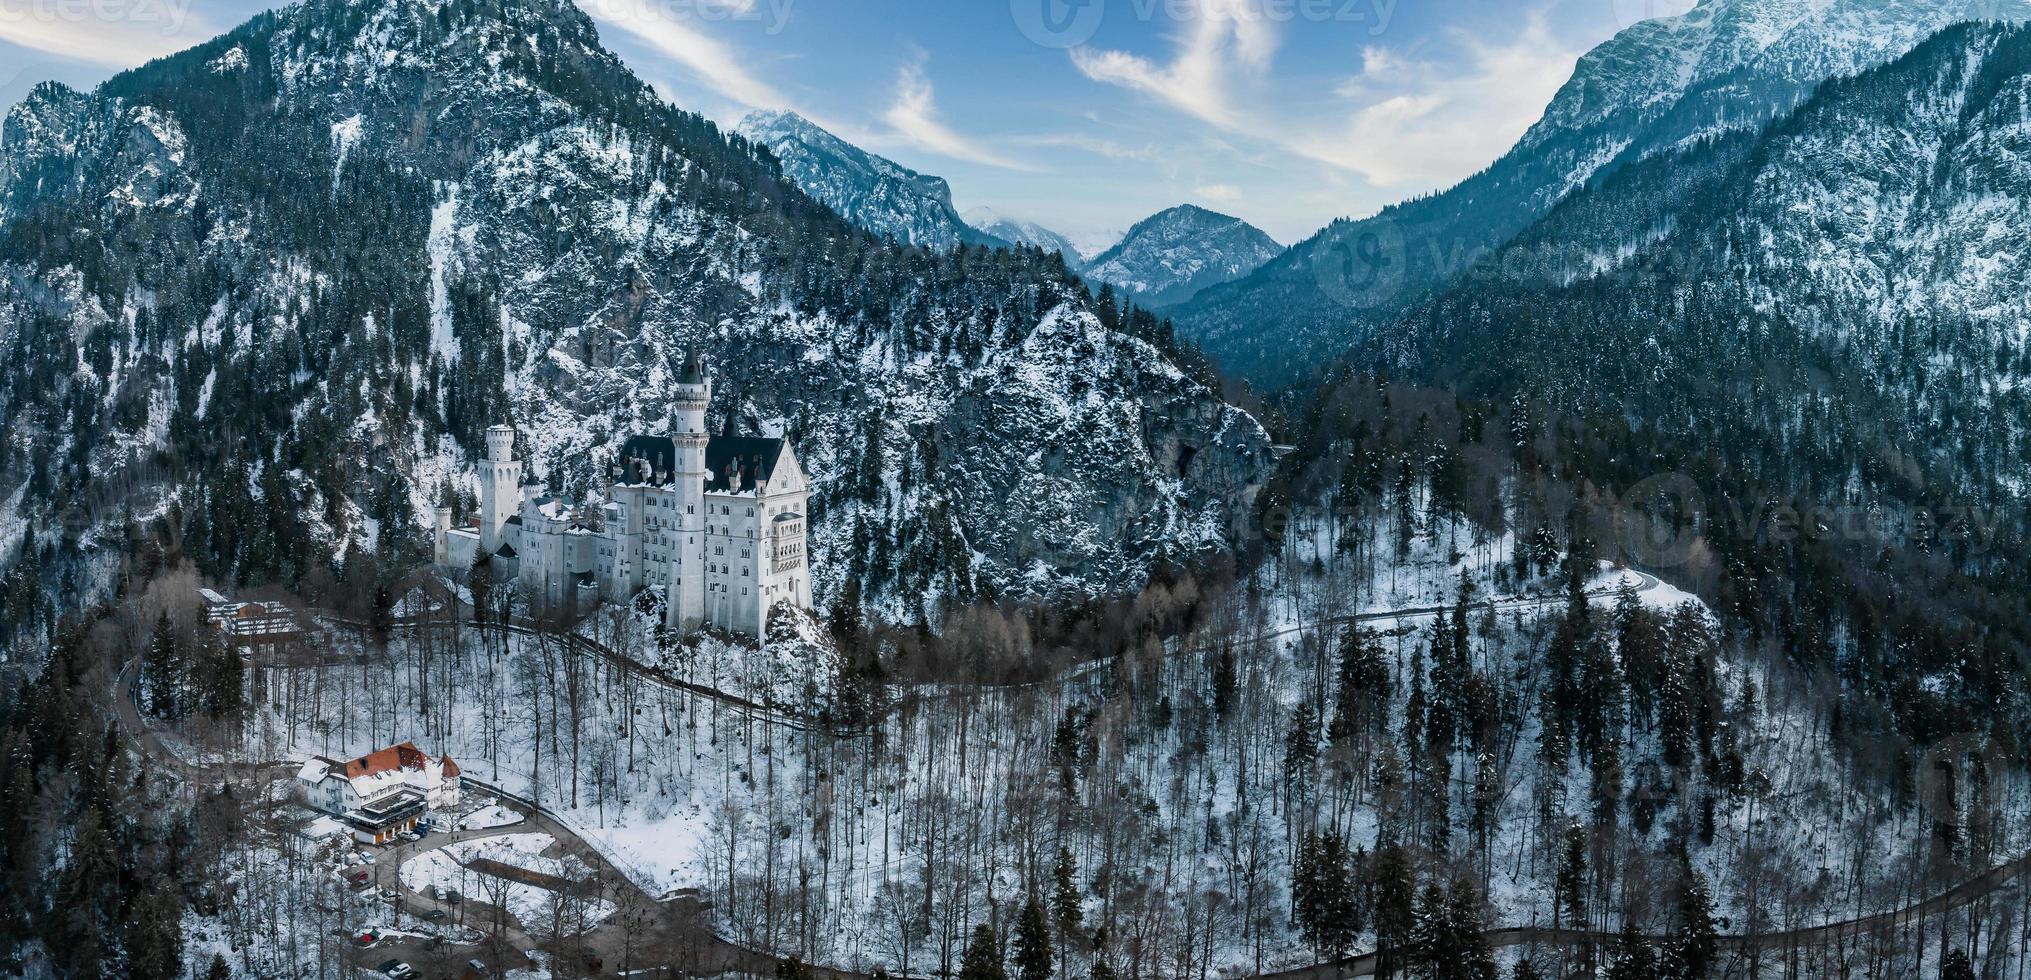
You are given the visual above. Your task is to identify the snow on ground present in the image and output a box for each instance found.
[399,833,614,937]
[225,503,2031,975]
[460,803,524,830]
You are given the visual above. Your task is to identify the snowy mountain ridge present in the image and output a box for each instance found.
[962,205,1084,264]
[1080,204,1282,308]
[1174,0,2031,391]
[734,109,1006,252]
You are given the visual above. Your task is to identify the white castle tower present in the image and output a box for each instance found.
[478,424,523,554]
[435,354,812,639]
[668,353,711,633]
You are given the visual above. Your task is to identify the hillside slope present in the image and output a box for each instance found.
[0,0,1271,623]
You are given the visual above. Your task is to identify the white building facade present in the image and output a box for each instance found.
[436,355,813,638]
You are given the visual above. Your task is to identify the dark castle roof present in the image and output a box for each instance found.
[706,437,784,493]
[679,352,708,385]
[613,434,786,493]
[616,435,679,487]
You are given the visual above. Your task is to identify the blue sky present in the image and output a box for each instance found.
[0,0,1694,250]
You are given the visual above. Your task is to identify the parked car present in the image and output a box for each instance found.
[376,960,417,980]
[422,908,447,922]
[378,888,399,903]
[397,830,420,843]
[443,889,461,905]
[465,960,490,977]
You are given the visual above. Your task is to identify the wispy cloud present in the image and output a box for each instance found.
[880,59,1033,170]
[580,0,791,110]
[1193,182,1241,203]
[1290,20,1579,188]
[1069,0,1279,129]
[1012,132,1163,164]
[0,10,205,69]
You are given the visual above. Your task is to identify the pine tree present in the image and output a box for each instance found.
[1051,847,1082,938]
[1366,842,1415,977]
[1605,919,1656,980]
[1554,824,1587,930]
[205,953,231,980]
[1014,899,1052,980]
[1211,645,1238,721]
[1310,831,1360,961]
[142,612,187,721]
[1283,702,1319,815]
[960,923,1007,980]
[1407,876,1495,980]
[1940,949,1976,980]
[1662,866,1719,979]
[124,878,186,980]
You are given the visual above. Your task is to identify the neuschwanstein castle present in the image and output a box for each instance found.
[433,355,812,638]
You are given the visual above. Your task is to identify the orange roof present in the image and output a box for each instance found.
[441,756,461,777]
[343,742,430,779]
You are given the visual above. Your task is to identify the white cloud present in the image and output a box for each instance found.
[0,14,204,69]
[1293,19,1580,188]
[1069,0,1280,129]
[880,60,1033,170]
[1013,132,1163,164]
[1193,182,1241,203]
[579,0,790,110]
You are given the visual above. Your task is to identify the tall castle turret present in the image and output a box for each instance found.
[479,424,523,554]
[668,353,711,632]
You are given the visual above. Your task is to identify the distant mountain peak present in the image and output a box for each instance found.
[736,110,1004,251]
[961,206,1083,263]
[1081,205,1281,308]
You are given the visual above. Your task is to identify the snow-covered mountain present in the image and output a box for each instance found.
[1080,205,1281,308]
[1375,20,2031,523]
[962,206,1082,264]
[0,0,1271,621]
[1177,0,2031,391]
[735,110,1005,252]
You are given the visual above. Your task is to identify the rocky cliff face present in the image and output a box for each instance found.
[736,109,1005,252]
[0,0,1271,622]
